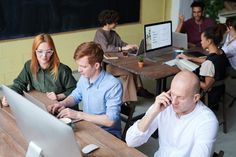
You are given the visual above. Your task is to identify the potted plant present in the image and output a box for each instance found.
[137,55,144,68]
[204,0,224,22]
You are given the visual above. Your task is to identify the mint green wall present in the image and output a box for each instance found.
[0,0,171,85]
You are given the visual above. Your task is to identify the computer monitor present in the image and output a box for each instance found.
[144,21,172,52]
[23,91,47,111]
[0,85,82,157]
[172,32,188,49]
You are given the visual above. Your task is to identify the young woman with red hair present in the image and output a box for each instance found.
[2,34,76,106]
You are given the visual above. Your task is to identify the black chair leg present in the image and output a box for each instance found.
[222,96,227,133]
[151,129,159,139]
[121,103,135,140]
[229,96,236,108]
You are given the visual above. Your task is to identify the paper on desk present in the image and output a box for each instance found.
[164,59,177,66]
[103,54,118,59]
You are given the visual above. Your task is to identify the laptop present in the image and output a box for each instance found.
[128,39,145,56]
[172,32,188,49]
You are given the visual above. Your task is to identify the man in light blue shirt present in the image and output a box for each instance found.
[48,42,123,137]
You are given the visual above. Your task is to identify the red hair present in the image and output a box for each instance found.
[73,42,104,65]
[31,34,60,80]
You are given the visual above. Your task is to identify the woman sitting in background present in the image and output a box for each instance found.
[2,33,76,106]
[177,25,229,107]
[222,17,236,75]
[94,9,154,103]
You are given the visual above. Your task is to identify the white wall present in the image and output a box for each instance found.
[171,0,193,31]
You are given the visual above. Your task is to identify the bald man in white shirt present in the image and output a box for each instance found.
[126,71,218,157]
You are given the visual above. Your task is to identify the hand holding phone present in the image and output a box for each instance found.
[153,90,172,113]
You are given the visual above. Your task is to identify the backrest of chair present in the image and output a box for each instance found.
[201,79,227,133]
[121,103,134,117]
[201,79,225,106]
[227,67,236,78]
[226,66,236,108]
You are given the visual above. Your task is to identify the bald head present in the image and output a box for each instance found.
[172,71,200,95]
[170,71,201,116]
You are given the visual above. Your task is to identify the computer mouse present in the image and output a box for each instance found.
[59,117,72,126]
[82,144,99,154]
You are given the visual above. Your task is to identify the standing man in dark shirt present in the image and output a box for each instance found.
[175,1,216,47]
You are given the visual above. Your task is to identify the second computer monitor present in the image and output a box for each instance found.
[144,21,172,52]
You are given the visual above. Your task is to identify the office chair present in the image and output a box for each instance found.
[213,150,224,157]
[120,102,136,140]
[201,80,227,133]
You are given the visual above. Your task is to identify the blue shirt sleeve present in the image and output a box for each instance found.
[69,78,83,104]
[105,79,122,121]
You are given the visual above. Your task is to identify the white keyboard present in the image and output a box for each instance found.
[164,59,199,72]
[164,59,177,66]
[176,59,199,71]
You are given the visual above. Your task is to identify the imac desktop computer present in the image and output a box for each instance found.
[143,21,190,61]
[135,21,187,57]
[144,21,172,59]
[0,85,82,157]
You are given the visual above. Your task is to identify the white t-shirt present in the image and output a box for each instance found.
[126,101,218,157]
[199,60,215,77]
[222,33,236,70]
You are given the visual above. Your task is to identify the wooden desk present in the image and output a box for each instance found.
[103,53,180,94]
[0,108,27,157]
[0,91,147,157]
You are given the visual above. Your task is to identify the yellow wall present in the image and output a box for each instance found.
[0,0,171,85]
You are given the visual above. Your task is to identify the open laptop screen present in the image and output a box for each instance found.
[144,21,172,52]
